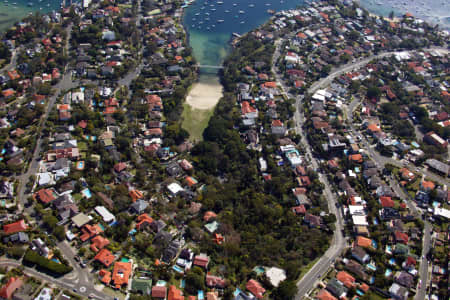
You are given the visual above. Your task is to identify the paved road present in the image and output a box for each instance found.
[0,259,112,300]
[416,221,432,300]
[273,44,449,298]
[272,39,346,299]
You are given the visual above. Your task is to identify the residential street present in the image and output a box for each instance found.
[272,39,346,299]
[271,42,449,298]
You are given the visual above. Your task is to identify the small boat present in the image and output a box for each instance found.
[217,1,223,4]
[233,3,237,6]
[217,19,224,23]
[195,12,200,15]
[27,2,33,6]
[205,12,210,15]
[267,9,275,14]
[249,4,255,7]
[205,17,210,20]
[225,9,230,12]
[212,24,216,27]
[239,10,245,14]
[240,21,245,24]
[265,3,271,6]
[211,8,216,11]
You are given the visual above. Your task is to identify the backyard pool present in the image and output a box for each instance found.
[173,265,184,273]
[121,257,130,263]
[76,161,85,170]
[385,269,392,277]
[81,188,92,199]
[198,290,204,300]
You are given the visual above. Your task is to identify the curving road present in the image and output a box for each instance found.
[272,39,346,299]
[272,42,448,298]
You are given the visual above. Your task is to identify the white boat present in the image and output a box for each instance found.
[195,12,200,15]
[217,1,223,4]
[217,19,224,22]
[239,10,245,14]
[249,4,255,7]
[233,3,237,6]
[211,8,216,11]
[240,21,245,24]
[225,9,230,12]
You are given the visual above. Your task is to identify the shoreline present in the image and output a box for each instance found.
[184,76,222,110]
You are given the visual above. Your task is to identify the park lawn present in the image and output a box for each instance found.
[181,103,214,142]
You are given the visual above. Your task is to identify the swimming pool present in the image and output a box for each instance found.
[198,290,204,300]
[129,229,136,235]
[121,257,130,263]
[81,188,92,198]
[253,266,265,275]
[371,240,378,249]
[366,263,376,271]
[76,161,85,170]
[385,269,392,277]
[234,288,242,297]
[173,265,184,273]
[356,289,364,296]
[180,279,185,288]
[389,258,396,265]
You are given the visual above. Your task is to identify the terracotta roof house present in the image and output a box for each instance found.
[136,213,154,230]
[3,219,28,234]
[0,277,23,299]
[80,224,103,242]
[152,286,167,299]
[349,154,363,163]
[379,196,395,208]
[168,285,183,300]
[394,231,409,244]
[246,279,265,299]
[90,235,110,252]
[99,269,112,285]
[336,271,355,288]
[114,162,127,173]
[33,188,57,204]
[420,180,435,191]
[316,289,337,300]
[292,205,306,215]
[356,236,372,249]
[203,211,217,222]
[206,274,226,288]
[112,261,132,289]
[129,189,143,202]
[193,253,209,269]
[94,248,115,267]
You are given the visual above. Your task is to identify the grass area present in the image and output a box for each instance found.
[77,142,87,151]
[181,103,214,142]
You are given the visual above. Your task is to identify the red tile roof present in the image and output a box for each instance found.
[3,219,28,234]
[379,196,394,208]
[136,213,154,230]
[203,211,217,222]
[90,235,110,252]
[193,254,209,269]
[34,189,56,204]
[292,205,306,215]
[336,271,356,288]
[316,289,337,300]
[152,286,167,298]
[112,261,132,289]
[168,285,183,300]
[99,269,111,284]
[80,224,103,242]
[0,277,23,299]
[395,231,409,244]
[94,249,115,267]
[246,279,265,299]
[356,236,372,248]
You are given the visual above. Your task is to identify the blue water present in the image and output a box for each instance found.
[173,265,184,273]
[359,0,450,29]
[183,0,304,69]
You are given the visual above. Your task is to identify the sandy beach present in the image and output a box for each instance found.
[185,78,222,110]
